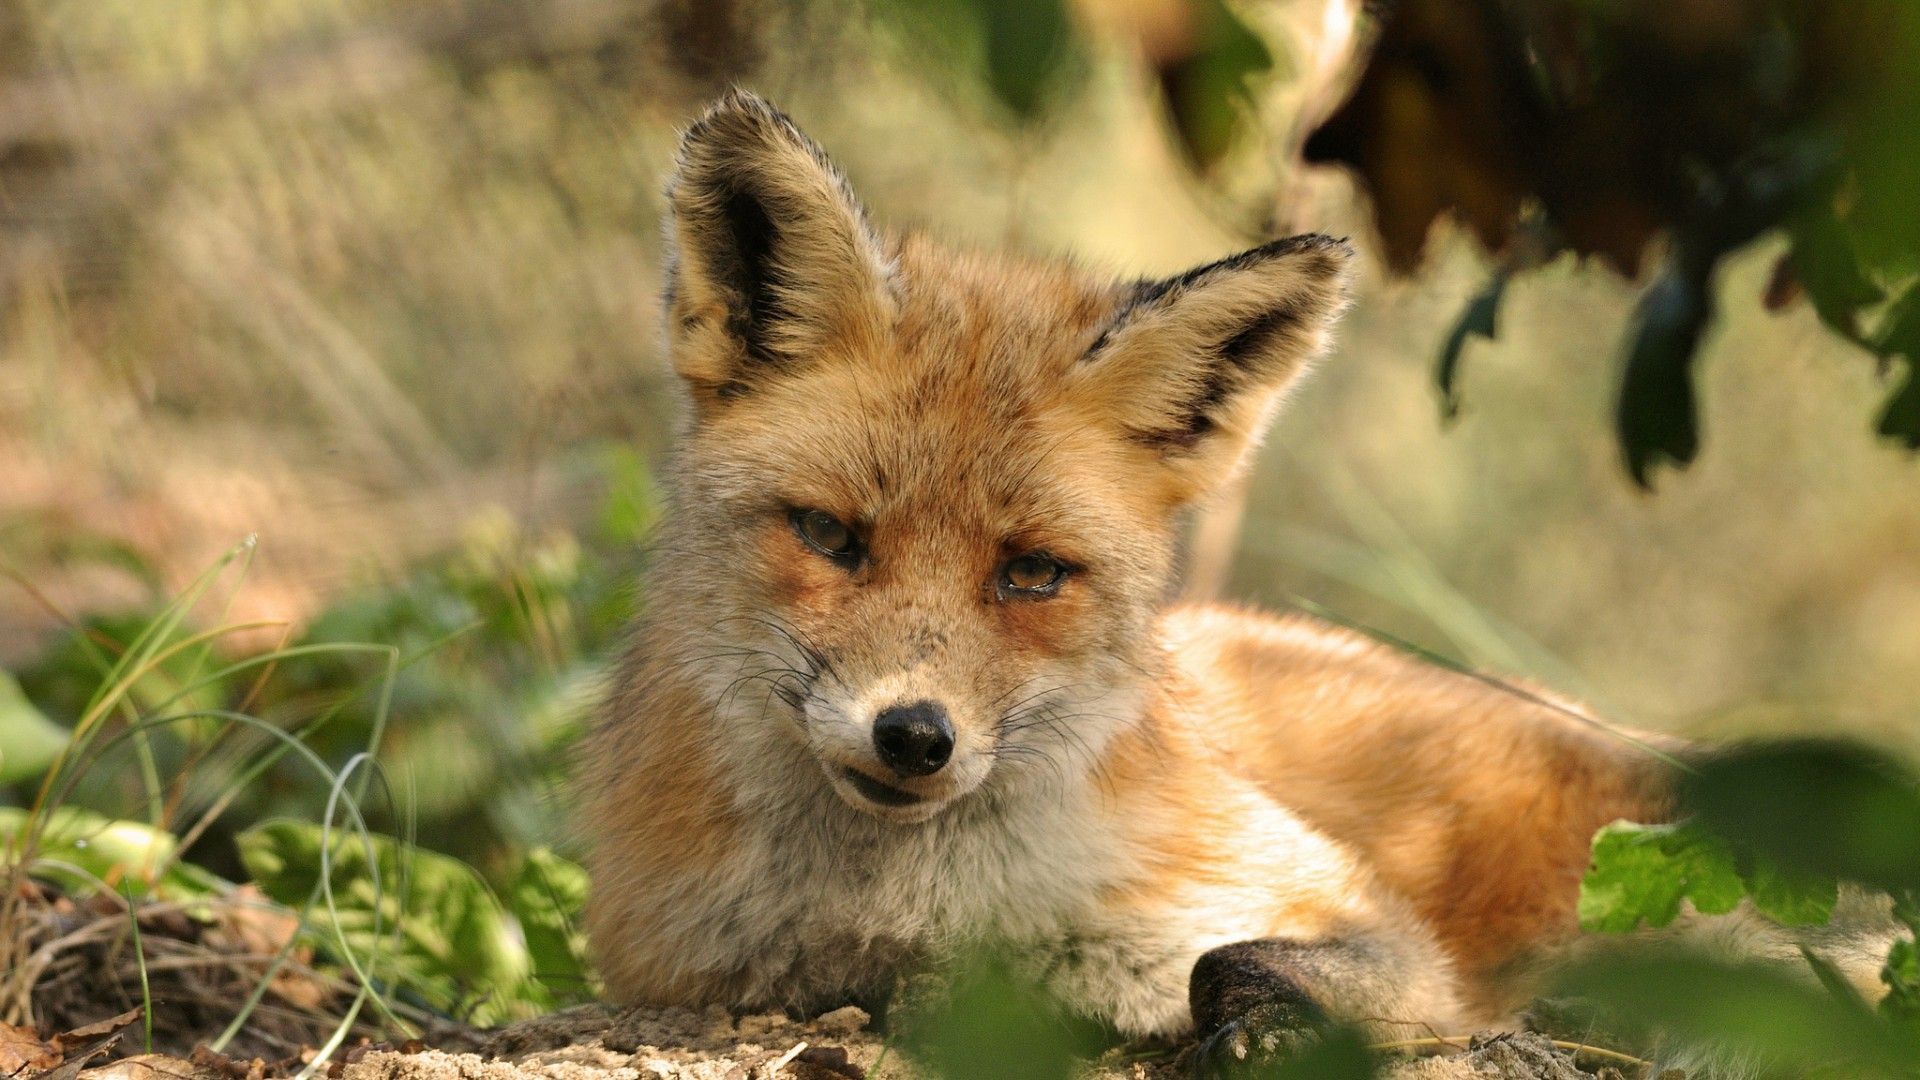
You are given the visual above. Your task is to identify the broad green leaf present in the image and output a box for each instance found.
[0,671,71,785]
[1579,821,1745,933]
[1875,285,1920,447]
[1876,359,1920,449]
[1157,0,1276,168]
[237,818,532,1023]
[1557,950,1920,1078]
[1882,890,1920,1032]
[0,806,225,900]
[1682,740,1920,894]
[1745,858,1838,928]
[901,953,1106,1080]
[1787,209,1884,340]
[508,847,593,1001]
[874,0,1081,120]
[1877,936,1919,1032]
[1582,820,1838,933]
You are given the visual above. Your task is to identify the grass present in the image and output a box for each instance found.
[0,504,622,1067]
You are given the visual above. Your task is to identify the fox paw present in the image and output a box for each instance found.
[1188,1008,1326,1078]
[1187,939,1335,1078]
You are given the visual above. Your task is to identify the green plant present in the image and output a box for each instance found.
[1569,739,1920,1076]
[1,512,610,1061]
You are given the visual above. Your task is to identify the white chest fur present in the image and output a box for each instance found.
[646,740,1138,1010]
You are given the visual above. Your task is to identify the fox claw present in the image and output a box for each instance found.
[1189,1013,1323,1078]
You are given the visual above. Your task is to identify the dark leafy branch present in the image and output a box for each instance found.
[1303,0,1920,485]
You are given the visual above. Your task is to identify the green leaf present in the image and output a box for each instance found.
[1259,1025,1376,1079]
[876,0,1081,120]
[0,670,71,785]
[1617,269,1710,489]
[1745,858,1839,928]
[1436,274,1505,419]
[1557,950,1920,1077]
[1682,740,1920,894]
[0,806,226,900]
[508,847,593,1001]
[1883,940,1920,1027]
[237,818,532,1023]
[1787,209,1884,341]
[1158,0,1276,168]
[900,953,1106,1080]
[1579,821,1746,933]
[1875,359,1920,450]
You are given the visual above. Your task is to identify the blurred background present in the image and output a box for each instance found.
[3,0,1918,885]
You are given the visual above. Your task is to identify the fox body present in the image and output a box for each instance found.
[580,91,1679,1048]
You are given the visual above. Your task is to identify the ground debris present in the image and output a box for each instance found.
[1384,1032,1600,1080]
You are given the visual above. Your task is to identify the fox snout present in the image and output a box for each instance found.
[833,700,960,812]
[871,700,954,777]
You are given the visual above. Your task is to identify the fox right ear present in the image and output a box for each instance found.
[664,91,896,405]
[1070,234,1354,506]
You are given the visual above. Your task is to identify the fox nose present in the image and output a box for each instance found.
[872,701,954,777]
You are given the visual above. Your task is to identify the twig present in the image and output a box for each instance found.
[1367,1034,1651,1068]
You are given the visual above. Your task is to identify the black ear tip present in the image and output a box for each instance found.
[679,88,792,158]
[708,86,780,123]
[1279,232,1356,266]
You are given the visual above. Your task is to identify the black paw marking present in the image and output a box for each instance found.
[1189,1010,1327,1078]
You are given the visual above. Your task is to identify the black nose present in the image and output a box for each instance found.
[872,701,954,777]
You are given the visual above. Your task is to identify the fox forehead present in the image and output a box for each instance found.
[681,241,1156,542]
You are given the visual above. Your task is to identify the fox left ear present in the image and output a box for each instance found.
[664,90,896,407]
[1072,235,1354,504]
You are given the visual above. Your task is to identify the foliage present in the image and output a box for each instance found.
[1300,0,1920,484]
[239,819,590,1023]
[1,451,640,1044]
[0,673,68,787]
[0,806,226,902]
[1574,739,1920,1070]
[874,0,1920,481]
[871,0,1272,167]
[10,443,652,879]
[896,955,1102,1080]
[1579,821,1834,934]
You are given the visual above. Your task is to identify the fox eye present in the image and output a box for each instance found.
[792,508,858,563]
[999,553,1067,598]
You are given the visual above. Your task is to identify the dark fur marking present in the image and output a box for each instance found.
[1081,232,1349,365]
[1217,301,1302,370]
[717,185,792,368]
[1189,939,1331,1036]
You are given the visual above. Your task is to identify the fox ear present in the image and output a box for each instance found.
[664,90,895,403]
[1073,235,1354,504]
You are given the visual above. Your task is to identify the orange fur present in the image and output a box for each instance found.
[580,90,1681,1040]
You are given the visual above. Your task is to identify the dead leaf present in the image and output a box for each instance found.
[77,1053,205,1080]
[188,1045,265,1080]
[202,887,325,1010]
[0,1022,59,1075]
[53,1010,142,1051]
[35,1031,125,1080]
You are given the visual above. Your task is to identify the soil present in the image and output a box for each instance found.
[10,887,1636,1080]
[45,1004,1637,1080]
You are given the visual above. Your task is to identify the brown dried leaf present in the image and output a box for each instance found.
[53,1011,142,1049]
[0,1021,60,1075]
[202,886,325,1010]
[76,1053,206,1080]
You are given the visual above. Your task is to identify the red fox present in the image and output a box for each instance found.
[577,91,1872,1070]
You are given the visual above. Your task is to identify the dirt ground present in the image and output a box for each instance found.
[55,1003,1633,1080]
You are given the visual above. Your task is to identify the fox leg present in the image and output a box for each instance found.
[1188,932,1459,1076]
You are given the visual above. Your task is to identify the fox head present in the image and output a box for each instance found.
[650,91,1351,823]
